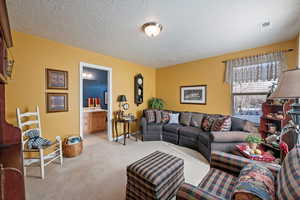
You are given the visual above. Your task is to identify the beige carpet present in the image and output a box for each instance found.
[25,133,209,200]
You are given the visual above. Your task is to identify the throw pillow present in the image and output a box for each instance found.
[145,109,156,123]
[190,113,205,128]
[155,110,162,123]
[28,137,52,149]
[161,111,170,123]
[25,128,40,138]
[243,121,259,133]
[211,116,232,132]
[168,113,179,124]
[180,112,192,126]
[201,116,216,132]
[232,164,275,200]
[231,117,247,131]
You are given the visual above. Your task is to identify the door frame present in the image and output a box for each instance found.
[79,62,113,141]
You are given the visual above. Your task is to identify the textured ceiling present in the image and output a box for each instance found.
[7,0,300,68]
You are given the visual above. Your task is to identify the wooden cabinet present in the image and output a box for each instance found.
[0,1,25,199]
[84,111,107,133]
[260,100,293,139]
[259,99,294,159]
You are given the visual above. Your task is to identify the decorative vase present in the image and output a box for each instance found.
[249,143,258,150]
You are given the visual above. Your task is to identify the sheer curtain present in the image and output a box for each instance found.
[225,51,287,84]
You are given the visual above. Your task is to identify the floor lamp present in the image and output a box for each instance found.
[270,69,300,144]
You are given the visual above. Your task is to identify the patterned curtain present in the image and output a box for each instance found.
[225,51,287,84]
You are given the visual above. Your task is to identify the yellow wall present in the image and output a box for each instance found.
[6,31,156,140]
[6,31,299,141]
[156,38,298,115]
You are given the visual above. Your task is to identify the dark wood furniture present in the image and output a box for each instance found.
[114,118,138,145]
[0,0,25,199]
[259,99,293,158]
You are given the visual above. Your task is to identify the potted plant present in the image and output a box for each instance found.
[148,98,165,110]
[245,135,262,150]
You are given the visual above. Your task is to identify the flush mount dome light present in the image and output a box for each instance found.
[142,22,163,37]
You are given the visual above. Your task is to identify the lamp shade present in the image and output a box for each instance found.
[117,95,127,102]
[270,69,300,99]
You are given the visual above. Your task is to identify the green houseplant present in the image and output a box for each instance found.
[148,98,165,110]
[245,135,262,150]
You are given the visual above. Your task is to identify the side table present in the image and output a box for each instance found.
[114,118,138,145]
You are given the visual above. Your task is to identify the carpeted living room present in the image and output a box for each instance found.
[1,1,300,200]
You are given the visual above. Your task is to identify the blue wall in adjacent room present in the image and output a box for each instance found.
[83,67,108,109]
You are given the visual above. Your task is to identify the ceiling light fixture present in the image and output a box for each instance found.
[83,72,93,79]
[142,22,163,37]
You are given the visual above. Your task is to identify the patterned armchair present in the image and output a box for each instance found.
[177,145,300,200]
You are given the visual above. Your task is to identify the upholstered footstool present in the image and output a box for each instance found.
[126,151,184,200]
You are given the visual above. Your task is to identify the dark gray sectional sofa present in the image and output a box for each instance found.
[140,109,259,161]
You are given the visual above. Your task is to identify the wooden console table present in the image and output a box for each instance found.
[114,118,138,145]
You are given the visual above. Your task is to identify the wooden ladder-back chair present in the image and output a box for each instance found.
[16,106,63,179]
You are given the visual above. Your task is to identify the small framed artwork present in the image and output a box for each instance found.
[46,93,68,113]
[46,68,68,90]
[180,85,207,104]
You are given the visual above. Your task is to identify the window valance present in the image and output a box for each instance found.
[225,51,287,84]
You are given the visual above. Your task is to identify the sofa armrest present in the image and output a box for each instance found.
[210,151,281,177]
[140,117,147,134]
[176,183,225,200]
[210,131,260,143]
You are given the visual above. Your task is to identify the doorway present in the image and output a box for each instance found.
[79,62,113,141]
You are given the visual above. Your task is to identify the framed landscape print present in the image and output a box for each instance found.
[180,85,207,104]
[46,93,68,113]
[46,68,68,90]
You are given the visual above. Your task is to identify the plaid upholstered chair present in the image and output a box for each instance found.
[177,145,300,200]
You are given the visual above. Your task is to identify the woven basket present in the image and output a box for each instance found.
[63,139,83,158]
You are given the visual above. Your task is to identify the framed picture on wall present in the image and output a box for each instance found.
[46,68,68,90]
[46,93,68,113]
[180,85,207,104]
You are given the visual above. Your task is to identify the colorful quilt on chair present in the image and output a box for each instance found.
[232,164,275,200]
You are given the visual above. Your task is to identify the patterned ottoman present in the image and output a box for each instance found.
[126,151,184,200]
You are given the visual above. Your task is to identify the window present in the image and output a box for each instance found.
[232,63,278,124]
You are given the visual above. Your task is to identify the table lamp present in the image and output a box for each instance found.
[270,69,300,144]
[117,95,127,118]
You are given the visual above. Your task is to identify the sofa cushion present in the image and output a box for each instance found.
[211,131,260,143]
[179,127,210,142]
[232,164,275,200]
[211,116,232,132]
[163,124,183,133]
[190,113,205,128]
[145,109,156,123]
[179,126,202,137]
[155,110,162,123]
[243,121,259,133]
[180,112,192,126]
[147,123,164,131]
[231,117,246,131]
[198,168,237,199]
